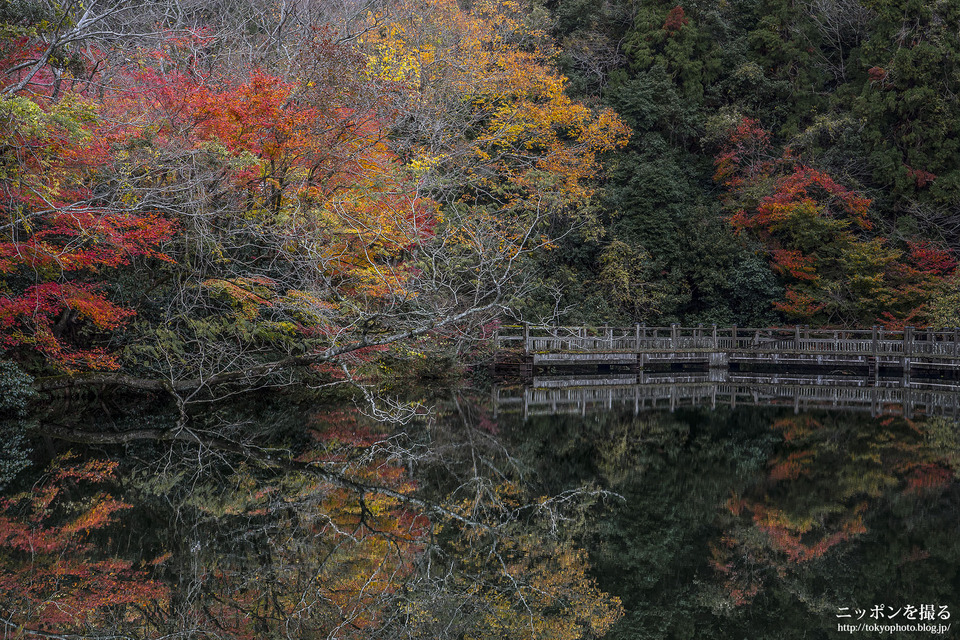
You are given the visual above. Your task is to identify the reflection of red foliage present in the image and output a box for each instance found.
[726,493,745,516]
[771,416,821,441]
[709,537,764,606]
[768,450,815,481]
[755,515,867,564]
[0,456,168,630]
[905,464,953,494]
[714,413,958,612]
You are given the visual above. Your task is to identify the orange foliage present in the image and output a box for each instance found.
[768,450,816,481]
[711,413,958,609]
[365,0,629,216]
[112,35,437,306]
[905,463,953,494]
[752,503,867,563]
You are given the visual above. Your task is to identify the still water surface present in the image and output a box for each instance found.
[2,376,958,638]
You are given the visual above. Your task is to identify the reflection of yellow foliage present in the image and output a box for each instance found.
[447,529,623,640]
[432,482,623,640]
[922,417,960,475]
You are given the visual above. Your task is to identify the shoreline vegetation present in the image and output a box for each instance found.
[2,0,959,397]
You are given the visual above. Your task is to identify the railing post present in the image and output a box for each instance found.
[671,323,677,348]
[731,325,737,350]
[872,325,878,356]
[712,324,718,350]
[905,326,913,356]
[635,323,640,350]
[795,324,800,349]
[955,328,959,356]
[523,322,530,355]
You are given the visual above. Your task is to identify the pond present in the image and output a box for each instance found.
[1,375,957,639]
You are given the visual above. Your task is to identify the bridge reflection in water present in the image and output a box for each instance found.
[493,372,960,420]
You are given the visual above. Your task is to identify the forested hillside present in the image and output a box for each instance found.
[538,0,960,328]
[2,0,959,390]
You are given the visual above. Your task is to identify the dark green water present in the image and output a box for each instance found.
[1,380,957,638]
[507,401,958,639]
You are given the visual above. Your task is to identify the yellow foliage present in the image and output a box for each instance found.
[364,0,630,220]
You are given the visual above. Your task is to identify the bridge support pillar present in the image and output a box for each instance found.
[708,367,728,383]
[708,352,729,368]
[868,356,879,384]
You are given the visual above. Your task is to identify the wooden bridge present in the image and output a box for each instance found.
[494,325,960,378]
[493,373,960,420]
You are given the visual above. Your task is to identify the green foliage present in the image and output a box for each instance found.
[855,0,960,209]
[597,240,666,319]
[0,360,33,491]
[622,1,722,104]
[926,275,960,329]
[0,0,47,38]
[0,358,35,417]
[599,63,782,325]
[537,0,960,328]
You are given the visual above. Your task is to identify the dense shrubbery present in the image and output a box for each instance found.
[2,0,958,390]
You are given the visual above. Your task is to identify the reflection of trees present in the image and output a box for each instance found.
[2,395,620,638]
[710,413,959,613]
[389,486,621,640]
[0,455,168,633]
[501,406,779,640]
[504,405,960,640]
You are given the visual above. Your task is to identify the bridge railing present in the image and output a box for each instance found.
[495,325,960,357]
